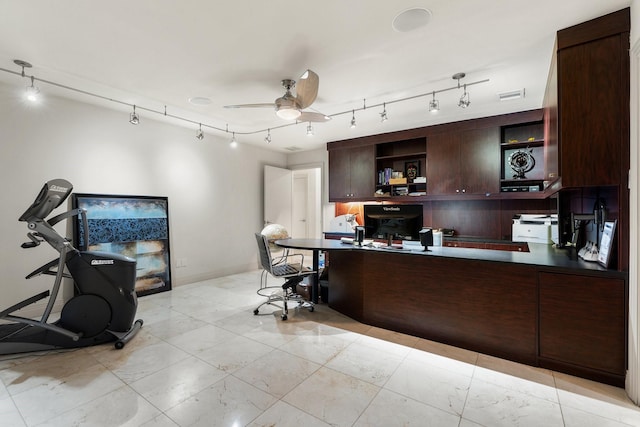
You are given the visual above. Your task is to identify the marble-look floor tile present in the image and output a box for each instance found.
[385,357,472,416]
[247,400,331,427]
[0,396,26,427]
[562,404,640,427]
[165,375,276,427]
[405,346,476,378]
[95,341,191,383]
[129,356,227,411]
[462,378,564,427]
[0,349,100,395]
[284,367,379,427]
[413,337,479,366]
[165,323,238,355]
[233,348,320,398]
[354,333,413,359]
[353,388,461,427]
[11,363,124,426]
[37,385,161,427]
[142,312,208,340]
[139,413,180,427]
[325,340,404,386]
[474,354,557,403]
[194,334,274,373]
[278,333,352,365]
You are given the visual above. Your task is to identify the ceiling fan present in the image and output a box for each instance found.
[224,69,331,122]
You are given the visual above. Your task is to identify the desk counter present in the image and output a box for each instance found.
[325,242,627,387]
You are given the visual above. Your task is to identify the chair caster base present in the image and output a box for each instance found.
[281,314,288,321]
[253,309,259,315]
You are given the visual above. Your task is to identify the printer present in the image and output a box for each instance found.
[512,214,558,244]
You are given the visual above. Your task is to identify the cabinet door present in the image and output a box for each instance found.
[460,127,500,194]
[348,145,375,198]
[427,132,461,195]
[539,272,626,376]
[328,149,351,201]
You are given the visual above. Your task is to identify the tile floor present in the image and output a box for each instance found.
[1,270,640,426]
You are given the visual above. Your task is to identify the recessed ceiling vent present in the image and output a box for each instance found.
[284,146,302,152]
[498,89,525,101]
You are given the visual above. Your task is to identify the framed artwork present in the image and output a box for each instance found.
[72,194,171,297]
[404,160,420,182]
[597,220,616,268]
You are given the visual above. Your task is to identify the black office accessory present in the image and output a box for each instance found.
[0,179,143,355]
[419,228,433,251]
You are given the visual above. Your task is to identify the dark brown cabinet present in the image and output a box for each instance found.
[539,271,626,383]
[328,145,375,201]
[545,8,630,188]
[427,127,500,195]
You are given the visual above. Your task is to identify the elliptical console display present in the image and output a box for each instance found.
[0,179,143,354]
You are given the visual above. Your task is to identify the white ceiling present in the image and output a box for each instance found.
[0,0,632,152]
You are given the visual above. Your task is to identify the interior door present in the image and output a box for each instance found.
[264,165,292,233]
[292,174,309,238]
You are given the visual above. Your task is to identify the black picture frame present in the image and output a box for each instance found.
[72,193,172,297]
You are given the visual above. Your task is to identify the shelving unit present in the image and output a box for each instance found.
[375,138,427,198]
[500,121,545,193]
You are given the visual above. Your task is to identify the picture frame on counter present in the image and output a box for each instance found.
[598,220,617,268]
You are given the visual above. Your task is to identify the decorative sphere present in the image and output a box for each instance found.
[261,224,289,251]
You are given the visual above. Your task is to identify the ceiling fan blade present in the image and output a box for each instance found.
[295,69,319,109]
[223,103,275,109]
[298,111,331,123]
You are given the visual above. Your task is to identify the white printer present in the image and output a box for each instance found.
[512,214,558,244]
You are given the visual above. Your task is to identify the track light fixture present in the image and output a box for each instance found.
[459,84,470,108]
[380,103,388,122]
[25,76,40,102]
[350,110,357,128]
[453,72,471,108]
[196,123,204,140]
[129,105,139,125]
[264,129,271,143]
[230,132,238,148]
[429,91,439,113]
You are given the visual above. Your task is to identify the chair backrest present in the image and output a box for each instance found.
[255,233,273,272]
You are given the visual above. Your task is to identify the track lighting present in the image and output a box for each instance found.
[3,61,490,143]
[230,132,238,148]
[429,91,439,113]
[129,105,139,125]
[380,103,388,122]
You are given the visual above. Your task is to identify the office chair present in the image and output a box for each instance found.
[253,233,314,320]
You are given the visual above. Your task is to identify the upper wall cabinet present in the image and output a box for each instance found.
[328,145,375,201]
[544,8,630,188]
[427,127,500,196]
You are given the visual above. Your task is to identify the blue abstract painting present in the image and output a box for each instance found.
[72,194,171,297]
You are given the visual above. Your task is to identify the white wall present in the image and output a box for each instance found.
[0,82,287,311]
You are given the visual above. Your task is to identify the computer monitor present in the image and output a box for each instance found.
[364,204,423,240]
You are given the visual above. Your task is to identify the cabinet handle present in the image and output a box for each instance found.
[456,189,460,193]
[462,189,466,193]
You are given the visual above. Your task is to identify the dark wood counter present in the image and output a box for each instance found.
[327,243,627,387]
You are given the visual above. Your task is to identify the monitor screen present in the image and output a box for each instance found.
[364,204,423,240]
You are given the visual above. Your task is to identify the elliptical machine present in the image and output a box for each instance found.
[0,179,143,354]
